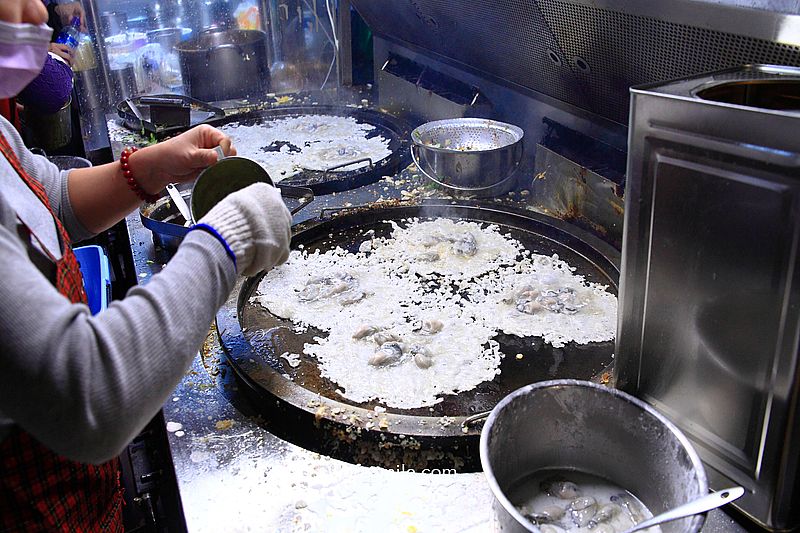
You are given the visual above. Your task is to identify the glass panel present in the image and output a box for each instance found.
[84,0,337,103]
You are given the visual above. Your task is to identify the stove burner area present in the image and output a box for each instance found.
[216,204,619,471]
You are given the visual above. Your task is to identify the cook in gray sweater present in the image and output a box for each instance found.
[0,116,292,463]
[0,2,295,528]
[0,116,291,533]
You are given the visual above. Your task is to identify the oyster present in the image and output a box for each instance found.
[540,476,581,500]
[368,342,404,367]
[412,319,444,335]
[352,325,380,340]
[410,344,434,369]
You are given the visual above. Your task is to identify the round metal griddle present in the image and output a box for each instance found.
[216,202,619,470]
[207,105,411,194]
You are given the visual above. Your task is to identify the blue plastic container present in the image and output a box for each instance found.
[74,245,111,315]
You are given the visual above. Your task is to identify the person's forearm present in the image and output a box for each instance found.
[67,149,161,234]
[67,126,231,233]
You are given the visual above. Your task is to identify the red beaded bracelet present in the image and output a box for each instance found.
[120,147,160,204]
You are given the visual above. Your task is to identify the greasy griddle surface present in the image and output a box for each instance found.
[223,204,618,422]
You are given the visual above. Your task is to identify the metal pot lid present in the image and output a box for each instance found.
[190,156,273,222]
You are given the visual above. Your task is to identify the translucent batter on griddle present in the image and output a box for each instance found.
[250,218,617,408]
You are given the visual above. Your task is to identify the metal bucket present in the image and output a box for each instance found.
[147,27,184,51]
[480,380,708,533]
[30,148,92,172]
[48,155,92,171]
[22,97,72,151]
[109,64,138,103]
[411,118,523,197]
[176,29,270,102]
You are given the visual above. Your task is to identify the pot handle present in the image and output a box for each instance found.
[207,43,250,60]
[410,143,449,187]
[461,410,490,429]
[276,184,315,215]
[321,157,374,179]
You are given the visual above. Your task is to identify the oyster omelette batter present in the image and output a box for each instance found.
[251,218,617,408]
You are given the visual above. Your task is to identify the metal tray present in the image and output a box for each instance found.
[117,94,225,138]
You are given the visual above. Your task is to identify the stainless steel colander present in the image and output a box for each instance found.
[410,118,524,195]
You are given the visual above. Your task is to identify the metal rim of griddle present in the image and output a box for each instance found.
[216,202,620,466]
[206,105,411,195]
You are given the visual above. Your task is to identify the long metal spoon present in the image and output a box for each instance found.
[165,183,192,227]
[621,487,744,533]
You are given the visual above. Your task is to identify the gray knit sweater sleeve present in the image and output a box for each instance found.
[0,123,238,465]
[2,119,94,243]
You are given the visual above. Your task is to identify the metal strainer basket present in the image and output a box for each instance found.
[411,118,524,195]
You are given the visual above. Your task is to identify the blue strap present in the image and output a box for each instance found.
[191,223,237,271]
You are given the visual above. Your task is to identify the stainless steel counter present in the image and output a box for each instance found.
[115,109,751,533]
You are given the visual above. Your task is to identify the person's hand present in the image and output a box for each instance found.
[48,42,72,65]
[197,183,292,276]
[54,1,86,32]
[130,125,237,195]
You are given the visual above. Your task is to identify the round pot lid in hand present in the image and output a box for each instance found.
[190,155,274,222]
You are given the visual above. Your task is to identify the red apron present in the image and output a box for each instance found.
[0,99,20,131]
[0,132,124,532]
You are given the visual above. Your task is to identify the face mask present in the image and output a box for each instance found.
[0,21,53,99]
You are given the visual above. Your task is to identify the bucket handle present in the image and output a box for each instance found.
[207,43,250,60]
[410,143,445,185]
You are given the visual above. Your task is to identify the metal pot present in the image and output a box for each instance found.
[109,64,138,103]
[100,11,127,35]
[175,29,270,102]
[30,148,92,171]
[22,97,72,151]
[411,118,523,197]
[147,27,185,52]
[480,380,708,533]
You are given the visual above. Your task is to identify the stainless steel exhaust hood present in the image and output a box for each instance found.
[351,0,800,124]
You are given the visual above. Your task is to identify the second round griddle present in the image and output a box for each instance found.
[208,105,410,194]
[216,202,619,469]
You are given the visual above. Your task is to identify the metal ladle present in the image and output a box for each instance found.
[165,146,226,227]
[620,487,745,533]
[165,183,191,227]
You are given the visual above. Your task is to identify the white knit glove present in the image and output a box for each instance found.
[197,183,292,276]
